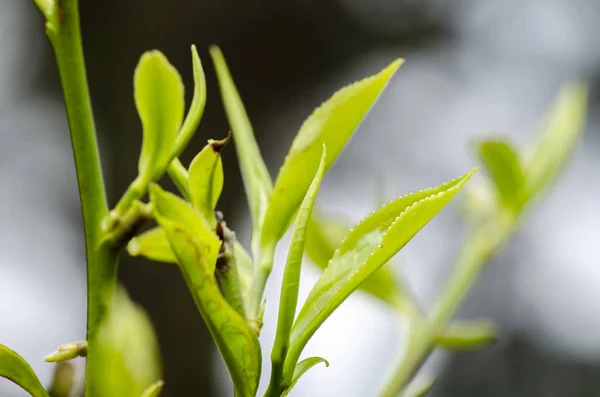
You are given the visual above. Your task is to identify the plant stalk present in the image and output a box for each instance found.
[45,1,119,395]
[381,211,516,396]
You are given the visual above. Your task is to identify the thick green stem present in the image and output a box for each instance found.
[44,1,118,396]
[381,211,516,396]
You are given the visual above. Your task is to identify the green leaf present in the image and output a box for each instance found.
[435,319,497,350]
[401,375,435,397]
[306,211,402,309]
[170,44,207,159]
[478,139,525,212]
[210,45,273,259]
[0,345,48,397]
[272,146,327,373]
[234,240,254,302]
[261,59,403,249]
[140,380,164,397]
[93,287,162,397]
[150,185,261,397]
[135,50,185,183]
[281,357,329,397]
[283,170,475,380]
[188,135,228,226]
[524,81,587,201]
[127,227,177,264]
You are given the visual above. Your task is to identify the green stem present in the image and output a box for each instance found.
[43,1,119,396]
[247,243,275,332]
[381,211,516,396]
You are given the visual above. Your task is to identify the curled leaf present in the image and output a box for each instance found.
[283,170,475,380]
[0,344,48,397]
[281,356,329,397]
[135,50,185,183]
[127,227,177,264]
[151,185,261,397]
[261,59,403,249]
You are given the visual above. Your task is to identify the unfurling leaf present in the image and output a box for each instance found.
[188,134,228,226]
[261,59,403,250]
[283,170,475,380]
[150,185,261,397]
[127,227,177,264]
[92,287,162,397]
[281,356,329,397]
[306,211,402,309]
[210,46,273,259]
[524,82,587,201]
[140,380,164,397]
[0,345,48,397]
[478,139,525,212]
[435,319,497,350]
[135,51,185,183]
[272,146,327,373]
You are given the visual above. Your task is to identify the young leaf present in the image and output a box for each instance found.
[0,345,49,397]
[135,50,185,183]
[283,170,475,380]
[478,139,525,212]
[150,185,261,397]
[92,287,162,397]
[261,59,403,249]
[524,82,587,201]
[234,240,254,302]
[306,212,403,309]
[281,357,329,397]
[210,45,273,259]
[271,147,327,377]
[188,134,229,227]
[127,227,177,264]
[435,319,497,350]
[140,380,164,397]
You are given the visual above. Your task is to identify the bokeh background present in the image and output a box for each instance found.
[2,0,600,395]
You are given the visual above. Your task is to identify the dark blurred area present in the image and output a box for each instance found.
[3,0,600,396]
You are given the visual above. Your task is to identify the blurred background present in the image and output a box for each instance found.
[2,0,600,395]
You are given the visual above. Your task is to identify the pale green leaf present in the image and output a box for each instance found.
[435,319,497,350]
[210,45,273,259]
[306,211,402,309]
[234,240,254,303]
[283,170,475,379]
[272,146,327,370]
[478,139,525,212]
[261,59,403,249]
[524,82,587,201]
[150,185,261,397]
[281,357,329,397]
[92,287,162,397]
[135,50,184,182]
[0,345,48,397]
[401,375,435,397]
[188,136,227,226]
[127,227,177,264]
[140,380,164,397]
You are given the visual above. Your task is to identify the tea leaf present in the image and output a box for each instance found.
[188,136,228,226]
[281,356,329,397]
[140,380,164,397]
[210,46,272,259]
[272,147,326,371]
[127,227,177,264]
[524,82,587,201]
[478,139,525,212]
[0,345,48,397]
[261,59,403,249]
[135,51,184,183]
[283,170,475,379]
[92,287,162,397]
[150,185,261,396]
[234,240,254,302]
[435,319,497,350]
[306,212,402,309]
